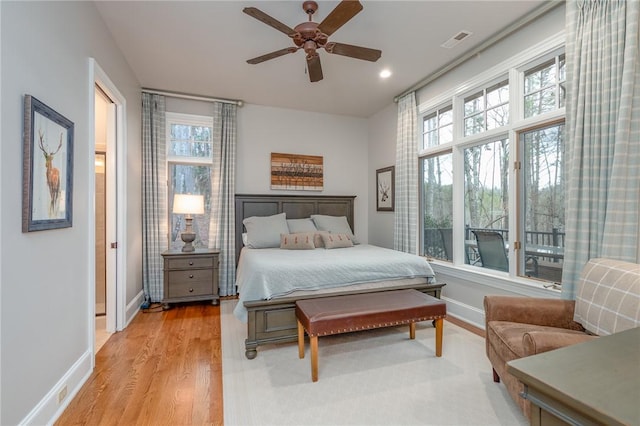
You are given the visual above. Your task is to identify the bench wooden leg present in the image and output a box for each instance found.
[297,320,305,359]
[409,322,416,339]
[434,318,443,357]
[310,335,318,382]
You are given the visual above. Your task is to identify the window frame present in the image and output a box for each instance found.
[165,112,215,249]
[417,33,565,291]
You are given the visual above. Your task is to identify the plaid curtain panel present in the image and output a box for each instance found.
[393,92,418,254]
[141,93,168,302]
[562,0,640,298]
[209,102,238,296]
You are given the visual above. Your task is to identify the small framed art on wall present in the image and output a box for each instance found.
[376,166,394,212]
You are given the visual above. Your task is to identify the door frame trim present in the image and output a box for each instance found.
[89,58,128,362]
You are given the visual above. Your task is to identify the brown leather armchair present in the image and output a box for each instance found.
[483,296,595,418]
[484,258,640,418]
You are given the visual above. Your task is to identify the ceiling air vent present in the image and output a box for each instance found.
[441,30,473,49]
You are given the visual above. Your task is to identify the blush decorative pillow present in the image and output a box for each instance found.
[321,233,354,249]
[312,231,330,248]
[280,233,316,250]
[311,215,358,244]
[243,213,289,248]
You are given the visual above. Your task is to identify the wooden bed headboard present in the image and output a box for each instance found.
[234,194,356,263]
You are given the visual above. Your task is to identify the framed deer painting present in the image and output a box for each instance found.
[376,166,394,212]
[22,95,74,232]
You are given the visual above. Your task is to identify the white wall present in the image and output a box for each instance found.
[0,2,141,424]
[367,103,397,248]
[366,4,566,326]
[165,100,370,241]
[237,104,370,242]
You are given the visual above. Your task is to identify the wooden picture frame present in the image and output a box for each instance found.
[376,166,395,211]
[270,152,324,191]
[22,95,74,232]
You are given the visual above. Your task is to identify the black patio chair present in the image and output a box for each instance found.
[472,230,509,272]
[439,228,453,261]
[472,230,539,276]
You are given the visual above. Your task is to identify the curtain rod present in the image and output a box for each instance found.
[142,88,244,107]
[393,0,563,102]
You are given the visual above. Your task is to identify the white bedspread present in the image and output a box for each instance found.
[233,244,435,322]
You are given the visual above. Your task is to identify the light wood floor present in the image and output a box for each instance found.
[56,303,223,426]
[56,301,483,426]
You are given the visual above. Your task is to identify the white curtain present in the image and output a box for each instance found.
[209,102,238,296]
[394,92,418,253]
[562,0,640,298]
[141,93,168,302]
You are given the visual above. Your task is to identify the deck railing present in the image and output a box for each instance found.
[424,226,566,266]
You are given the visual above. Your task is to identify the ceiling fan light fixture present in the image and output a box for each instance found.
[243,0,380,83]
[379,69,392,79]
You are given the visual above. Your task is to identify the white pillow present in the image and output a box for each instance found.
[241,233,248,246]
[242,213,289,248]
[287,218,318,233]
[311,215,358,244]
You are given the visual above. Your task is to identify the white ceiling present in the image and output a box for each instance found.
[95,0,550,118]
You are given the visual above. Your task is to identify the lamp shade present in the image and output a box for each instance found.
[173,194,205,215]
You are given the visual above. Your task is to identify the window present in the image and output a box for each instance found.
[166,113,214,251]
[524,54,566,118]
[520,123,565,281]
[421,152,453,261]
[464,138,509,265]
[463,80,509,136]
[419,42,565,285]
[422,105,453,149]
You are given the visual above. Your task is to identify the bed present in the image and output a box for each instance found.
[234,194,445,359]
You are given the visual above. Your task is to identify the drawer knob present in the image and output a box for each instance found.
[189,261,194,266]
[189,288,194,293]
[189,274,194,278]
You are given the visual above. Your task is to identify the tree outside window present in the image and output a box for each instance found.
[166,114,214,251]
[421,152,453,260]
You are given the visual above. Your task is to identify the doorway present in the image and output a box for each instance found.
[94,86,113,352]
[90,58,128,364]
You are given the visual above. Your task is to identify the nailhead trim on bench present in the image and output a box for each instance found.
[306,314,447,337]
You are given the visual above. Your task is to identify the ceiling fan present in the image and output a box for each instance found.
[243,0,382,82]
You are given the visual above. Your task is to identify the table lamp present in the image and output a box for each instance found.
[173,194,205,252]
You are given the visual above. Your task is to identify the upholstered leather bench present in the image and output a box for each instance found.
[296,289,447,382]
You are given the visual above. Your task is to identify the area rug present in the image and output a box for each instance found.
[221,299,527,426]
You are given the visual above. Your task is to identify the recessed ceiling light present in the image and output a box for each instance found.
[379,69,392,79]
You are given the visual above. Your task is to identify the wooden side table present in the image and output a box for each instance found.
[161,248,220,309]
[507,327,640,426]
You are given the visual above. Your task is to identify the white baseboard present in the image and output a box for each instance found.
[442,296,486,330]
[20,350,92,426]
[124,290,145,329]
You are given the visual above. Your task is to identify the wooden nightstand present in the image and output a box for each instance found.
[161,248,220,309]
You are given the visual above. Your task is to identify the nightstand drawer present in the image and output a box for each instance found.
[167,271,213,298]
[167,256,214,270]
[168,268,213,285]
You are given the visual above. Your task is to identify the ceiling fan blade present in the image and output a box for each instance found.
[243,7,296,37]
[247,47,298,64]
[324,42,381,62]
[307,55,323,82]
[317,0,363,36]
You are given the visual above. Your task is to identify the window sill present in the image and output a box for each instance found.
[427,259,561,299]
